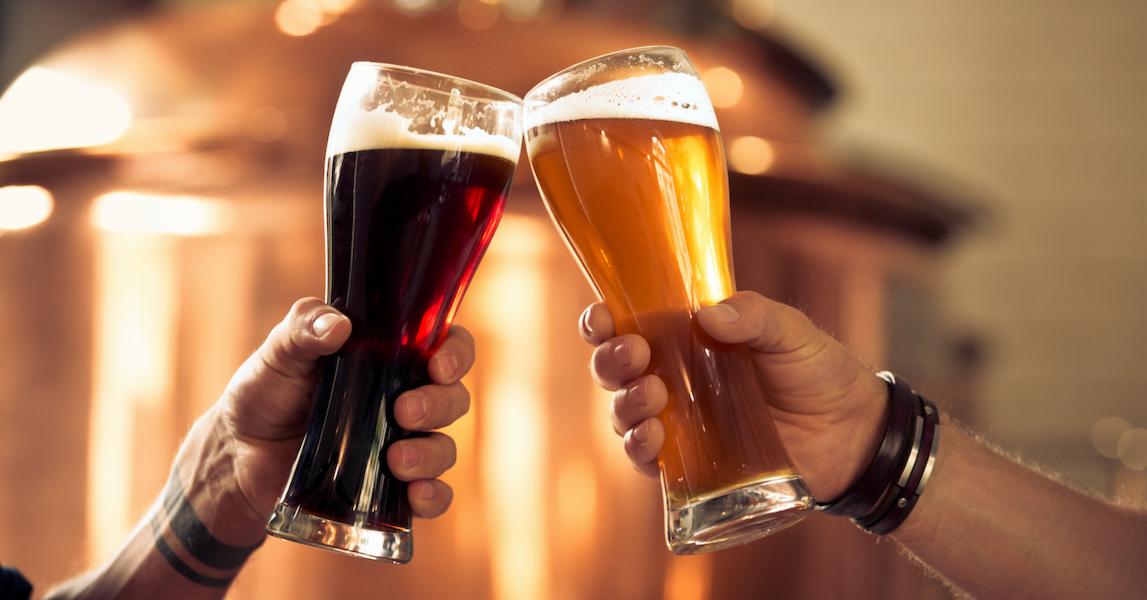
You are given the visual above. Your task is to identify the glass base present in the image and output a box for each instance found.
[266,503,413,563]
[666,474,813,555]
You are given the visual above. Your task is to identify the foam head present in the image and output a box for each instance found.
[524,72,719,131]
[326,64,521,163]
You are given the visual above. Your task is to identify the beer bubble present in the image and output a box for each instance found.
[326,65,520,162]
[524,72,720,131]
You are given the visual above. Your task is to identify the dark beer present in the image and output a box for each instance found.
[280,147,512,531]
[266,62,521,562]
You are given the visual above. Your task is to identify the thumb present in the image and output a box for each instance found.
[254,297,351,381]
[696,291,823,355]
[223,298,351,440]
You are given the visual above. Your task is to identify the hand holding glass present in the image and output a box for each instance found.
[524,47,812,554]
[266,63,521,562]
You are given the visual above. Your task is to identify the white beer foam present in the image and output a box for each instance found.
[326,104,521,162]
[525,72,719,131]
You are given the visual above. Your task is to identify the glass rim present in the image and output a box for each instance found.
[349,61,523,105]
[524,45,690,102]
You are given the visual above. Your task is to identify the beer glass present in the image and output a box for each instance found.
[267,63,521,562]
[524,47,812,554]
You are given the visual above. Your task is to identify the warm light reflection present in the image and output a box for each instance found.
[474,216,551,600]
[728,135,775,175]
[702,67,744,109]
[1092,416,1132,459]
[664,555,712,600]
[91,191,229,236]
[503,0,544,21]
[0,67,131,155]
[313,0,357,13]
[1117,428,1147,471]
[458,0,500,30]
[556,457,598,552]
[88,233,178,564]
[0,185,54,231]
[394,0,437,13]
[731,0,775,30]
[275,0,323,36]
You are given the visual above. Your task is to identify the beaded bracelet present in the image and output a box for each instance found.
[816,372,940,535]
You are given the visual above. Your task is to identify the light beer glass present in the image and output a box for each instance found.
[524,47,812,553]
[266,63,521,562]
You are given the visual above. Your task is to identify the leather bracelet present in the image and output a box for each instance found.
[817,373,941,536]
[859,393,940,534]
[817,371,917,519]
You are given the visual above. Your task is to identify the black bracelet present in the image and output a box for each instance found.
[816,372,940,535]
[816,372,916,518]
[859,393,940,534]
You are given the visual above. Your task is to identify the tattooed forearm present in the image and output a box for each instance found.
[150,474,264,588]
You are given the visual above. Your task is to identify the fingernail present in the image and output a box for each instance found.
[704,304,740,324]
[433,354,460,381]
[312,313,340,338]
[612,342,631,367]
[627,380,646,408]
[580,308,596,338]
[419,483,437,501]
[632,422,648,444]
[401,446,421,469]
[406,393,428,425]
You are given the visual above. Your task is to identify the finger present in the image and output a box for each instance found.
[408,480,454,519]
[610,375,668,435]
[257,297,351,382]
[696,291,822,355]
[633,460,660,478]
[394,383,470,431]
[590,334,651,391]
[624,418,664,477]
[428,326,475,385]
[387,433,457,481]
[224,298,351,440]
[579,303,616,345]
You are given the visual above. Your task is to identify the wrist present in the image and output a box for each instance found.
[818,373,941,535]
[171,406,268,545]
[820,372,891,500]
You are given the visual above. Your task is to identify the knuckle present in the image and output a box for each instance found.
[438,436,458,469]
[454,385,471,417]
[448,325,475,349]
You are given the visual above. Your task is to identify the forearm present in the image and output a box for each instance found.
[892,422,1147,598]
[47,406,267,600]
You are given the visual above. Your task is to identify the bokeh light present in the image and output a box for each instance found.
[731,0,775,30]
[1092,416,1132,459]
[91,191,229,236]
[0,67,131,156]
[1117,428,1147,471]
[275,0,324,36]
[0,185,54,231]
[702,66,744,109]
[727,135,775,175]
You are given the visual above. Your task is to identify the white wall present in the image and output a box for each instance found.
[775,0,1147,489]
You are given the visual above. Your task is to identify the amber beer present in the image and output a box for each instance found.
[525,47,812,553]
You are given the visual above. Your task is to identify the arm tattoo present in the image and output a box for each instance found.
[151,474,264,587]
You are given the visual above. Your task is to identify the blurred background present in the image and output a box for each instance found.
[1,0,1145,598]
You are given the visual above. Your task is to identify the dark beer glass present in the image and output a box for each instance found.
[525,47,812,554]
[266,63,521,562]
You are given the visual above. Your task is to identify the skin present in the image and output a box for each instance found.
[47,298,475,599]
[584,291,1147,599]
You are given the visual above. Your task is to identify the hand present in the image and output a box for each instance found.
[581,291,889,501]
[217,297,473,530]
